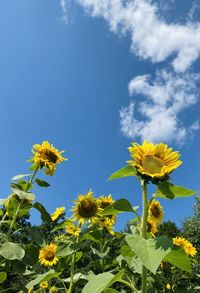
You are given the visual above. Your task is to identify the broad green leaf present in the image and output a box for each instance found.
[7,197,20,217]
[35,178,50,187]
[126,235,172,274]
[118,245,142,274]
[19,203,32,217]
[165,248,191,272]
[155,182,197,200]
[0,272,7,284]
[82,271,124,293]
[26,270,60,289]
[81,230,102,243]
[91,246,110,259]
[0,242,25,260]
[11,188,35,201]
[23,244,39,266]
[12,260,26,274]
[101,199,139,217]
[12,174,31,181]
[56,244,74,257]
[29,227,45,246]
[104,289,120,293]
[108,165,137,181]
[33,202,52,223]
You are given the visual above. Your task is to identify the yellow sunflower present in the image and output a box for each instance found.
[66,222,81,236]
[39,282,48,289]
[50,287,58,293]
[172,237,197,257]
[71,190,101,225]
[28,288,33,293]
[147,219,158,234]
[30,141,67,175]
[148,199,163,224]
[97,217,116,236]
[39,243,58,267]
[51,207,65,221]
[98,194,114,209]
[127,140,182,179]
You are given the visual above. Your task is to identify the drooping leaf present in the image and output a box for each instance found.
[0,242,25,260]
[29,226,46,246]
[23,244,39,266]
[26,270,61,289]
[101,199,138,216]
[155,182,197,200]
[33,202,52,223]
[35,178,50,187]
[108,165,137,181]
[126,235,172,274]
[165,248,191,272]
[11,188,35,201]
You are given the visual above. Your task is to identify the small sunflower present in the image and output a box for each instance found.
[66,222,81,236]
[39,282,48,289]
[147,219,158,234]
[50,287,58,293]
[98,194,114,209]
[97,217,116,236]
[30,141,67,175]
[166,284,171,290]
[172,237,197,257]
[51,207,65,221]
[148,199,163,224]
[54,234,68,243]
[71,190,101,225]
[127,140,182,179]
[39,243,58,267]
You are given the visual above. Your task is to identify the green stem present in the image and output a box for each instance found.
[68,236,79,293]
[59,277,68,293]
[140,179,148,293]
[120,279,138,292]
[7,167,39,239]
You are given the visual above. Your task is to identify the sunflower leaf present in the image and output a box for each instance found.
[101,199,138,216]
[155,182,197,200]
[35,178,50,187]
[108,165,137,181]
[165,248,191,272]
[33,202,52,223]
[26,270,61,289]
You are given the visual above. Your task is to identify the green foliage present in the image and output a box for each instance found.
[108,165,137,181]
[155,182,196,199]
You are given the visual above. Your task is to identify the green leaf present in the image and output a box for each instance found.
[0,242,25,260]
[108,165,137,181]
[101,199,138,216]
[56,244,74,258]
[51,219,71,233]
[33,202,52,223]
[165,248,191,272]
[91,246,110,259]
[35,178,50,187]
[155,182,197,200]
[82,271,124,293]
[12,174,31,181]
[104,289,120,293]
[11,188,35,201]
[23,244,39,266]
[0,272,7,284]
[7,197,20,217]
[29,227,46,246]
[12,260,26,274]
[126,235,172,274]
[26,270,61,289]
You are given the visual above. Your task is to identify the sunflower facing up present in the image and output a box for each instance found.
[172,237,197,257]
[39,243,58,267]
[51,207,66,221]
[148,199,163,224]
[127,140,182,179]
[30,141,67,175]
[71,190,102,226]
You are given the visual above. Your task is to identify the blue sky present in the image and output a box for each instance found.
[0,0,199,230]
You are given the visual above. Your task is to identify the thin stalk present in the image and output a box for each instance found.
[120,279,138,292]
[59,277,68,293]
[68,236,79,293]
[7,167,39,239]
[140,179,148,293]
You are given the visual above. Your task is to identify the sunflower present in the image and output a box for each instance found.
[51,207,65,221]
[127,140,182,179]
[98,194,116,235]
[148,199,163,224]
[39,243,58,267]
[172,237,197,257]
[71,190,101,225]
[66,222,81,236]
[50,287,58,293]
[30,141,67,175]
[98,194,114,209]
[54,234,68,243]
[147,219,158,234]
[39,282,48,289]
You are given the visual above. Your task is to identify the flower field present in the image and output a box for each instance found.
[0,140,198,292]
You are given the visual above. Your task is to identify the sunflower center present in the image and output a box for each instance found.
[44,251,55,261]
[150,206,161,218]
[142,155,164,174]
[78,199,98,218]
[41,149,58,164]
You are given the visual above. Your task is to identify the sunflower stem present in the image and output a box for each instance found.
[140,178,148,293]
[68,236,79,293]
[7,167,39,239]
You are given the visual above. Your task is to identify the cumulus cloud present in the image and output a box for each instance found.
[120,70,200,144]
[77,0,200,72]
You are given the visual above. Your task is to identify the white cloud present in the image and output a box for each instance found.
[120,70,200,144]
[77,0,200,72]
[59,0,68,23]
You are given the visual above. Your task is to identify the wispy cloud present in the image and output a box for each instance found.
[68,0,200,145]
[59,0,68,24]
[120,70,200,144]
